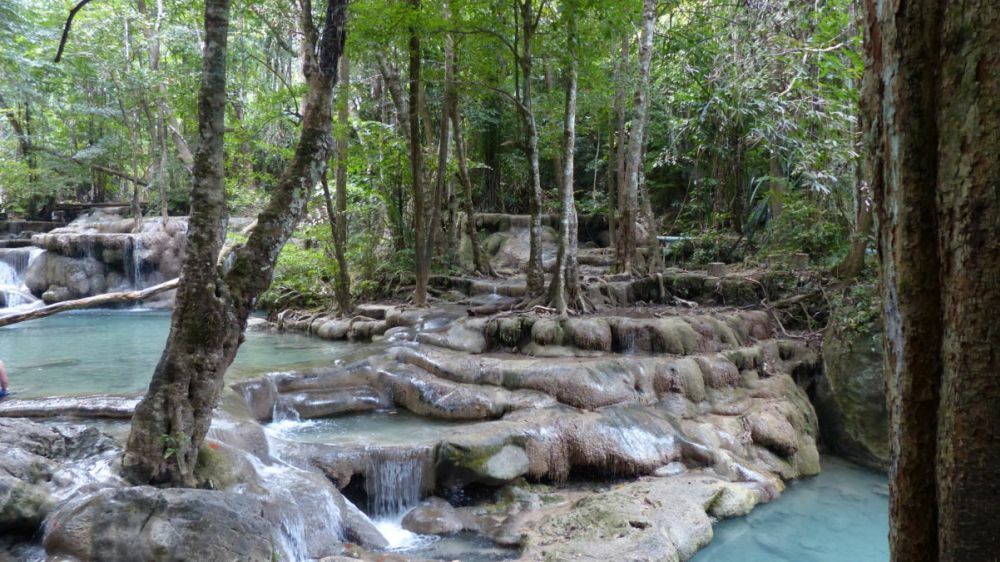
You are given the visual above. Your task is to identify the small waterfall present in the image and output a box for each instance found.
[365,453,424,519]
[0,247,43,308]
[129,235,144,289]
[271,397,301,424]
[363,449,435,550]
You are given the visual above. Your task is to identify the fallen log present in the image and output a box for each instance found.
[0,278,178,328]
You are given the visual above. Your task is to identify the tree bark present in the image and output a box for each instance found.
[451,96,494,276]
[869,0,1000,559]
[331,55,352,314]
[519,0,545,297]
[123,0,346,486]
[408,0,429,307]
[547,0,580,314]
[426,5,453,273]
[617,0,655,275]
[0,279,178,328]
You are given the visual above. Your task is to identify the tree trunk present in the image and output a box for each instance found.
[834,116,873,280]
[332,55,352,314]
[617,0,655,276]
[123,0,346,486]
[547,0,580,314]
[408,0,429,307]
[426,6,453,271]
[452,96,494,276]
[869,0,1000,559]
[520,0,545,297]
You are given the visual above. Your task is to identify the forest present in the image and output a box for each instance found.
[0,0,995,561]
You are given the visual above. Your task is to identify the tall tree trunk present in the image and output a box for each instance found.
[610,38,628,257]
[833,122,872,280]
[547,0,580,314]
[331,55,352,313]
[869,0,1000,560]
[124,0,346,486]
[617,0,654,275]
[520,0,545,297]
[408,0,429,307]
[452,96,494,276]
[376,55,411,145]
[426,6,453,268]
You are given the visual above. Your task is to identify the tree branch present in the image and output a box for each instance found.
[35,146,148,185]
[54,0,96,63]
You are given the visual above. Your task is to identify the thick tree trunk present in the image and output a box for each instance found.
[408,0,429,307]
[617,0,654,275]
[870,0,1000,559]
[548,0,580,314]
[124,0,346,486]
[520,0,545,297]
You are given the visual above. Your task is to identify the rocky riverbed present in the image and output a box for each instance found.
[0,214,888,561]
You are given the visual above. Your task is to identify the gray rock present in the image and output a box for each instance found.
[43,487,281,562]
[0,473,54,534]
[819,312,889,470]
[402,497,464,535]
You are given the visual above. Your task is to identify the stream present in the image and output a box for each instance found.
[0,310,889,561]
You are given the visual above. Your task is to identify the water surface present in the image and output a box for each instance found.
[694,456,889,562]
[0,310,358,398]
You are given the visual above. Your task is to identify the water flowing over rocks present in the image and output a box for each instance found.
[0,217,857,560]
[234,296,823,559]
[24,208,188,303]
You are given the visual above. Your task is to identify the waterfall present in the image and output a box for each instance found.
[129,235,144,289]
[364,453,424,519]
[363,448,438,550]
[0,247,43,309]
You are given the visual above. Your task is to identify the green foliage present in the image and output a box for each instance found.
[260,225,342,311]
[762,193,849,263]
[830,281,881,337]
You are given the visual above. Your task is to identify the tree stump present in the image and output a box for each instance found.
[706,262,727,277]
[791,253,809,270]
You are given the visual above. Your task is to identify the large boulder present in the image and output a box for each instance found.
[43,487,283,562]
[819,301,889,470]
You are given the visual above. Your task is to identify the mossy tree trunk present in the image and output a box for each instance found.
[869,0,1000,559]
[123,0,346,486]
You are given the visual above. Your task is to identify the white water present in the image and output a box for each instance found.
[0,247,43,309]
[365,453,438,551]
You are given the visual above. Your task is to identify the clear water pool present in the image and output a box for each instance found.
[266,410,479,446]
[0,309,360,398]
[694,456,889,562]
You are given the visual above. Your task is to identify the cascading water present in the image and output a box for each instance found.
[365,455,423,519]
[0,247,43,309]
[364,449,437,550]
[123,235,145,289]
